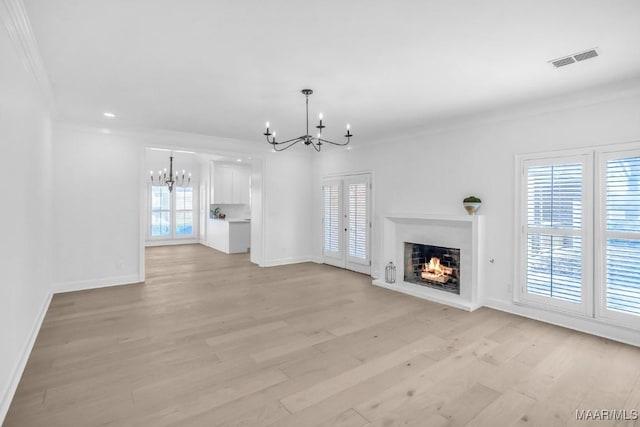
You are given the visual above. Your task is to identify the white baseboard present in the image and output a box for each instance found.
[145,239,199,247]
[260,256,316,267]
[484,297,640,347]
[52,275,141,294]
[0,292,52,424]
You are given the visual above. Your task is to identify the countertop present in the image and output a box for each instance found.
[210,217,251,223]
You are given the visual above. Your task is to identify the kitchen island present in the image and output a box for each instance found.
[206,218,250,254]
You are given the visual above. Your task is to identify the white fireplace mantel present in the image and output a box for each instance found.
[373,214,485,311]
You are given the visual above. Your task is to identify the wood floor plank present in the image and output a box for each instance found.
[5,244,640,427]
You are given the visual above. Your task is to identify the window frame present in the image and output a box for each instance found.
[515,149,594,317]
[148,183,195,241]
[595,146,640,329]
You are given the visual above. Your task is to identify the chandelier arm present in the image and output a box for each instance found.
[272,139,303,151]
[316,137,351,146]
[309,139,321,152]
[266,135,306,146]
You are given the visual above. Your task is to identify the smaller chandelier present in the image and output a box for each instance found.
[264,89,352,152]
[150,153,191,192]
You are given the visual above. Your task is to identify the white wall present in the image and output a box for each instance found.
[52,127,143,290]
[53,123,290,291]
[261,151,315,266]
[311,89,640,344]
[0,16,53,421]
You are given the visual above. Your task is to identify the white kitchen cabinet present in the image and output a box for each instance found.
[211,162,250,204]
[233,166,250,205]
[206,218,251,254]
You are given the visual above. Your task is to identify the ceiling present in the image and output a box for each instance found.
[24,0,640,145]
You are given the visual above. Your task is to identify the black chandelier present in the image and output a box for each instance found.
[150,153,191,192]
[264,89,352,152]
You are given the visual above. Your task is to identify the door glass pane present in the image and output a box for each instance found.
[323,184,340,254]
[348,182,368,259]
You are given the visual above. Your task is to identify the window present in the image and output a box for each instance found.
[599,151,640,325]
[149,185,194,240]
[151,185,170,237]
[519,154,592,315]
[518,145,640,328]
[175,187,193,236]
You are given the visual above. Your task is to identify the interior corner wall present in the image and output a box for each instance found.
[51,126,142,291]
[262,152,314,266]
[311,92,640,341]
[0,23,53,421]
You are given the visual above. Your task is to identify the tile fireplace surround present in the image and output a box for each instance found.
[373,214,485,311]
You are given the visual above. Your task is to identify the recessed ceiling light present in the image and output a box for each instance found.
[103,112,116,118]
[236,159,242,162]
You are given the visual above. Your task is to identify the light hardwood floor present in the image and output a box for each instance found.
[5,244,640,426]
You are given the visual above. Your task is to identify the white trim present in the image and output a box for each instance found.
[372,279,482,312]
[484,297,640,347]
[145,239,200,247]
[52,275,141,294]
[139,145,146,285]
[0,0,55,111]
[260,256,316,267]
[0,292,52,424]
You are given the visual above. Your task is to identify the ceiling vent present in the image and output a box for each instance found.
[550,48,599,68]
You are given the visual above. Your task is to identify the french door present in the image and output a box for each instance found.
[322,174,371,275]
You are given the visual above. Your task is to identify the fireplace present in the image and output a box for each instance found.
[404,242,461,294]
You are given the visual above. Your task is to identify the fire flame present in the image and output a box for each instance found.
[421,257,453,283]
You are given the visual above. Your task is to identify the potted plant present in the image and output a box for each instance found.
[463,196,482,215]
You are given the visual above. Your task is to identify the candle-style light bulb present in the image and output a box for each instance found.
[319,113,323,120]
[266,121,270,129]
[347,123,351,130]
[150,170,153,175]
[273,131,276,139]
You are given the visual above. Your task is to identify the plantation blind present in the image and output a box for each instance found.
[604,155,640,316]
[323,182,341,256]
[348,182,368,260]
[525,162,584,304]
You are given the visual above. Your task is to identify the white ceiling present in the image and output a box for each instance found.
[24,0,640,145]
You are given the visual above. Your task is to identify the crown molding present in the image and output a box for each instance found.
[0,0,55,112]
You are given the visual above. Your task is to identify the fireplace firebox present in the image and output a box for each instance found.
[404,242,460,294]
